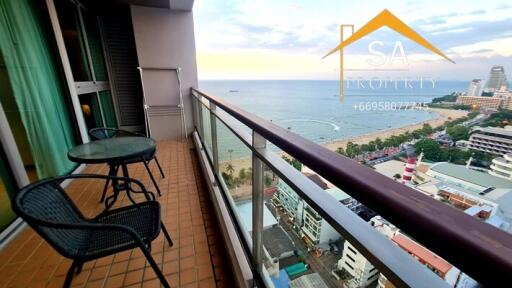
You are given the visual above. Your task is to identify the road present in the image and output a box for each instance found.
[267,202,345,288]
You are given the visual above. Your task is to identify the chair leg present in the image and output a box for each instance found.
[140,246,170,288]
[100,178,110,203]
[75,262,83,274]
[161,224,173,247]
[143,160,162,196]
[154,157,165,178]
[63,261,79,288]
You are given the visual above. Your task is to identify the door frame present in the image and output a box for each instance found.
[0,102,29,248]
[45,0,89,143]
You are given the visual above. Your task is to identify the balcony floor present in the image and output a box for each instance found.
[0,140,233,288]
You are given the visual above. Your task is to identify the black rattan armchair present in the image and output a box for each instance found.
[89,127,165,202]
[12,174,172,288]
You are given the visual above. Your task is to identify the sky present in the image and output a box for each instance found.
[193,0,512,81]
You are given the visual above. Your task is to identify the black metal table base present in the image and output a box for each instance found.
[102,163,173,247]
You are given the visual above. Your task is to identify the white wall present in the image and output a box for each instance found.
[130,6,198,140]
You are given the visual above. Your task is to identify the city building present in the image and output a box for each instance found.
[494,87,512,110]
[427,162,512,193]
[426,162,512,226]
[484,65,508,93]
[272,173,328,228]
[468,126,512,155]
[456,95,502,110]
[339,217,398,288]
[490,153,512,179]
[339,240,381,287]
[301,188,361,247]
[467,79,482,96]
[378,234,461,287]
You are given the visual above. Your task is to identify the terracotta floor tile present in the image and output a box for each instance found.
[180,245,195,259]
[124,269,144,286]
[109,261,128,276]
[127,258,146,272]
[198,278,216,288]
[0,140,234,288]
[104,273,125,288]
[89,266,110,281]
[180,268,197,286]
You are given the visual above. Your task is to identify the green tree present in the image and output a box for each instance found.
[346,142,361,158]
[367,141,377,152]
[374,137,384,150]
[225,163,235,176]
[446,125,470,141]
[414,139,444,162]
[421,123,433,135]
[282,155,302,171]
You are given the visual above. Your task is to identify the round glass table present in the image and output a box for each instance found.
[68,137,162,209]
[68,137,157,164]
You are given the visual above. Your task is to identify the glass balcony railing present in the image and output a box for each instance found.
[190,88,512,288]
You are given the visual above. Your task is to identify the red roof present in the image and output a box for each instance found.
[392,233,453,275]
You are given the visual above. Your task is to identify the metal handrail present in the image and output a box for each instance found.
[192,93,446,288]
[192,88,512,287]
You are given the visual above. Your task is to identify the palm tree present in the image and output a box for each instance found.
[226,163,235,176]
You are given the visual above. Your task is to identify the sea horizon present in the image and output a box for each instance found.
[198,80,467,159]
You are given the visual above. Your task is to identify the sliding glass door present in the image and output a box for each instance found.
[54,0,117,131]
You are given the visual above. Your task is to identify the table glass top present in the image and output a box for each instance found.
[68,137,156,164]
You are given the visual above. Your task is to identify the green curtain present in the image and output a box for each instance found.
[99,91,117,128]
[0,0,77,178]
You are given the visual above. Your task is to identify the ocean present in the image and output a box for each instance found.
[198,80,467,160]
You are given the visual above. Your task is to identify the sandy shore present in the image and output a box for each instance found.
[323,108,468,151]
[219,108,468,174]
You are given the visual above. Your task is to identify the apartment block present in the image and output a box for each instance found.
[300,188,361,247]
[467,79,482,96]
[339,217,398,287]
[468,126,512,156]
[490,153,512,179]
[456,95,502,110]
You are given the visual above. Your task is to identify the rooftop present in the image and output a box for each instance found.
[472,126,512,138]
[392,233,453,275]
[324,187,351,202]
[429,162,512,190]
[303,173,328,190]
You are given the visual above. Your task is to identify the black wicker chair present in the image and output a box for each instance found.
[12,174,172,288]
[89,127,165,202]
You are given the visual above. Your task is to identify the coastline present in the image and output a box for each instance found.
[219,108,468,174]
[323,108,468,151]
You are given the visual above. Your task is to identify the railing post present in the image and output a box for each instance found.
[210,103,219,174]
[191,91,199,131]
[252,131,266,274]
[197,94,204,138]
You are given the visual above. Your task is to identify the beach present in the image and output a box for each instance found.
[323,108,468,151]
[219,108,468,176]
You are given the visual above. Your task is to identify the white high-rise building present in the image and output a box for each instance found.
[467,79,482,96]
[338,217,398,288]
[484,65,508,93]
